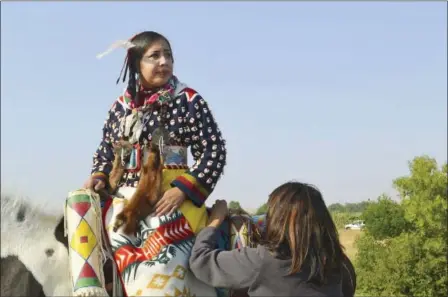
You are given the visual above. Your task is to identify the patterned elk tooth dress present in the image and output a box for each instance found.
[81,75,228,297]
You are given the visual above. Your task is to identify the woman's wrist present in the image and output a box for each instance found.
[208,217,224,228]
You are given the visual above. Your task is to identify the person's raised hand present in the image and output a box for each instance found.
[208,199,228,227]
[84,176,106,192]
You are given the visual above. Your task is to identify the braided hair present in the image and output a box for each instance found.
[116,31,174,106]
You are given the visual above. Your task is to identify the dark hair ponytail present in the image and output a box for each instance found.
[125,59,139,105]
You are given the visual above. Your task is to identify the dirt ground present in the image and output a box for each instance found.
[339,229,362,261]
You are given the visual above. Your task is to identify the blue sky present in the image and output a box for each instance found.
[1,1,446,210]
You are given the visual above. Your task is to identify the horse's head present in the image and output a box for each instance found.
[223,209,264,297]
[227,209,263,249]
[1,194,71,296]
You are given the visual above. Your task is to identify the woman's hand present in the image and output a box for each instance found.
[84,176,106,192]
[154,187,186,216]
[208,199,228,227]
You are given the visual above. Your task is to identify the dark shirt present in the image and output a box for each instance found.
[189,226,356,297]
[90,87,227,207]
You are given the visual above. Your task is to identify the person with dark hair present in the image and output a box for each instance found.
[84,31,227,215]
[77,31,228,296]
[189,181,357,297]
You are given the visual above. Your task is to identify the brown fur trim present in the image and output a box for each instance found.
[113,144,164,235]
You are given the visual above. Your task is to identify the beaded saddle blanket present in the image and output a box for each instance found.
[65,187,267,297]
[101,191,217,297]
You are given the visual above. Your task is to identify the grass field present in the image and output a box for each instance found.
[339,229,362,261]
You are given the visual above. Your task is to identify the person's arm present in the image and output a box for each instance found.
[189,226,263,289]
[90,102,120,186]
[171,90,227,207]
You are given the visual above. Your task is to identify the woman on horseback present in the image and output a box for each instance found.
[85,30,226,215]
[189,181,357,297]
[78,31,227,296]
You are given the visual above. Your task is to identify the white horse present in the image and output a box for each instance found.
[1,193,72,296]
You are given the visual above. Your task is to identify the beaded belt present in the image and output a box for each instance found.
[160,145,189,169]
[124,144,188,172]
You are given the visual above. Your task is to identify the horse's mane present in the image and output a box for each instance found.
[1,193,72,296]
[1,193,63,231]
[229,208,252,216]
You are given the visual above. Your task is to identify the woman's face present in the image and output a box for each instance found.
[138,39,173,88]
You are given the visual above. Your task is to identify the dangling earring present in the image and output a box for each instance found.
[136,73,142,94]
[136,73,140,88]
[135,73,142,105]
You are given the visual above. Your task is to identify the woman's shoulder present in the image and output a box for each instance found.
[242,244,269,264]
[174,86,207,105]
[113,92,132,110]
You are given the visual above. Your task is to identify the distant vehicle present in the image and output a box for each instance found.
[344,220,365,230]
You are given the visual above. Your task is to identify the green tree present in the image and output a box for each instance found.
[228,201,242,211]
[355,155,447,296]
[328,201,371,213]
[395,156,447,239]
[331,212,352,229]
[362,194,409,240]
[328,203,345,213]
[254,203,268,215]
[392,156,447,296]
[345,201,370,213]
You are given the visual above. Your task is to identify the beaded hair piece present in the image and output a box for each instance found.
[96,35,139,85]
